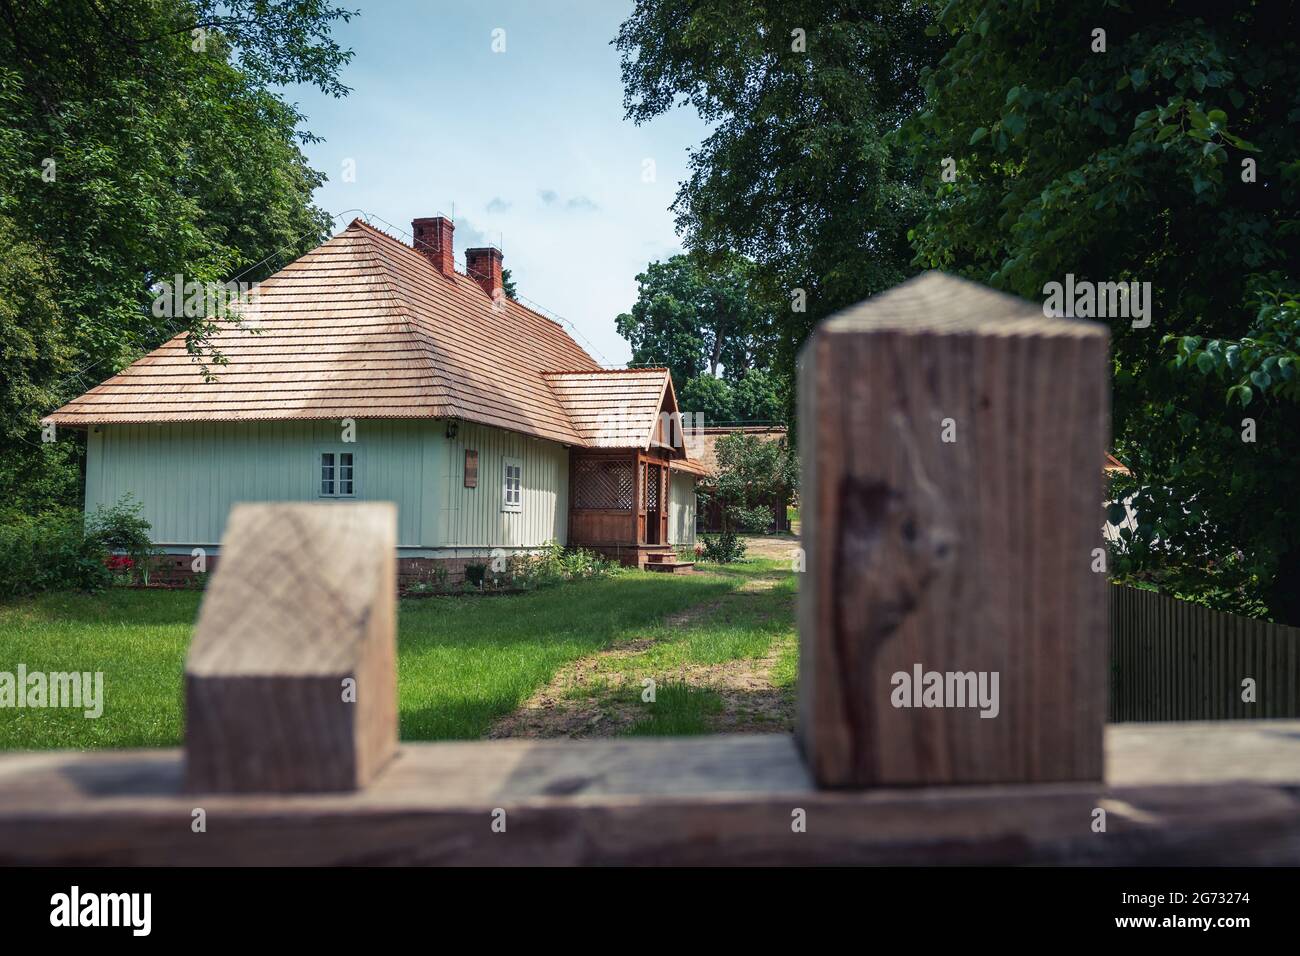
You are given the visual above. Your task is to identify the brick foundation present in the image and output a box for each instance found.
[135,553,220,587]
[397,557,490,589]
[137,554,497,592]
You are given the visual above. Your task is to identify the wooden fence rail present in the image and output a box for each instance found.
[1110,584,1300,722]
[2,273,1298,865]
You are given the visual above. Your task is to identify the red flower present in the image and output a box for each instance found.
[105,555,135,571]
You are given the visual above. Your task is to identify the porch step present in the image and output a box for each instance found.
[645,560,695,574]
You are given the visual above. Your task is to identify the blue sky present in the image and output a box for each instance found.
[286,0,710,366]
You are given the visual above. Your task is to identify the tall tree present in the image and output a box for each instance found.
[617,0,944,414]
[616,253,782,422]
[904,1,1300,620]
[0,0,354,507]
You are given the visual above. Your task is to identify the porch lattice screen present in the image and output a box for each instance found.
[573,458,635,510]
[646,466,660,511]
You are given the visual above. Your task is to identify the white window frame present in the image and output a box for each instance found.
[319,449,357,498]
[502,456,523,513]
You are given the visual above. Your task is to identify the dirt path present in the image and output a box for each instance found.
[487,559,797,739]
[736,534,802,561]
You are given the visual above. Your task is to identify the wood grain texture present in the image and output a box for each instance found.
[797,272,1110,787]
[0,725,1297,866]
[185,503,398,793]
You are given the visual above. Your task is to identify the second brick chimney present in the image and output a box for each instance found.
[412,216,455,274]
[465,247,504,300]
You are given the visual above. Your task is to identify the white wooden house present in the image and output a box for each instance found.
[47,216,706,580]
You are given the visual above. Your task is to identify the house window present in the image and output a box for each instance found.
[502,456,522,513]
[320,451,355,497]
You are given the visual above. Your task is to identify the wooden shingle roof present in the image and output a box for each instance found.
[46,219,602,446]
[542,368,672,448]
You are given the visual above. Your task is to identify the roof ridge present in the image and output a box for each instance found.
[346,218,600,358]
[543,367,668,376]
[348,216,413,250]
[503,293,591,340]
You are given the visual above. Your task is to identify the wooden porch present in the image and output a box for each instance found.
[567,448,693,572]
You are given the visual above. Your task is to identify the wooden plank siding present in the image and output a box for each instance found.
[1109,584,1300,722]
[437,420,569,550]
[87,420,433,548]
[668,470,697,547]
[85,418,570,553]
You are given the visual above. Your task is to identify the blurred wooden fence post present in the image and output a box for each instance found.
[185,503,398,793]
[797,272,1110,787]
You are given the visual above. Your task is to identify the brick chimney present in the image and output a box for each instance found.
[411,216,455,274]
[465,247,504,300]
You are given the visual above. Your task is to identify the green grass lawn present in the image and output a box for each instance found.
[0,567,764,750]
[499,561,798,737]
[603,565,791,669]
[0,589,197,749]
[627,563,797,735]
[397,571,733,740]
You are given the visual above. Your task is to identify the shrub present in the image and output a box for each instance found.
[85,495,161,586]
[557,545,615,581]
[404,546,616,596]
[0,508,110,599]
[699,531,747,564]
[499,543,617,590]
[733,505,773,533]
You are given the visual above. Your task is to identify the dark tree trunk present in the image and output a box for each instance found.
[709,333,723,378]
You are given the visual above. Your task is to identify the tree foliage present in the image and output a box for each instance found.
[704,431,799,533]
[0,216,69,446]
[0,0,354,507]
[902,1,1300,620]
[617,0,944,413]
[616,253,782,423]
[501,267,518,300]
[620,0,1300,621]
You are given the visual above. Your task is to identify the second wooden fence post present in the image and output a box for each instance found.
[797,272,1110,787]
